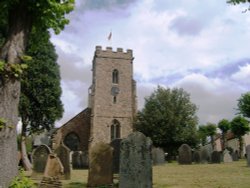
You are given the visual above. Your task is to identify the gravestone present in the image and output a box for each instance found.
[178,144,192,165]
[32,144,51,178]
[200,147,210,163]
[87,142,113,187]
[223,149,232,163]
[211,151,221,163]
[119,131,152,188]
[232,150,239,161]
[193,150,201,164]
[44,154,64,178]
[110,138,122,174]
[152,147,165,165]
[55,144,71,180]
[72,151,88,169]
[246,145,250,166]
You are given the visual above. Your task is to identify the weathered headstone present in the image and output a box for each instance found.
[55,144,71,180]
[152,147,165,165]
[246,145,250,166]
[44,154,64,178]
[223,149,232,163]
[211,151,221,163]
[32,144,51,178]
[87,142,113,187]
[193,150,201,164]
[232,150,239,161]
[110,138,122,174]
[178,144,192,165]
[200,147,210,163]
[119,131,152,188]
[72,151,88,169]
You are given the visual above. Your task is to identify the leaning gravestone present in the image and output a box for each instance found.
[246,145,250,167]
[43,154,64,178]
[223,149,232,163]
[119,131,152,188]
[152,147,165,165]
[211,151,221,163]
[32,144,51,178]
[193,150,201,164]
[87,142,113,187]
[200,147,210,163]
[110,138,122,174]
[55,144,71,180]
[178,144,192,164]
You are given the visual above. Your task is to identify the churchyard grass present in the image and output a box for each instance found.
[34,159,250,188]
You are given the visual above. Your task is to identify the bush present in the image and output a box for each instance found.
[9,169,34,188]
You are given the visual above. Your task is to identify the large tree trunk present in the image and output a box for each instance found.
[0,1,31,186]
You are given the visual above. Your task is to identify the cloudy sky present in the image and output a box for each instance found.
[51,0,250,127]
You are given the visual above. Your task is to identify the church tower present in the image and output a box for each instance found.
[88,46,137,147]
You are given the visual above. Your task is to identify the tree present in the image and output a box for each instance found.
[198,126,208,146]
[205,123,217,150]
[0,1,74,186]
[218,119,231,151]
[227,0,250,5]
[231,116,249,158]
[18,29,64,171]
[135,86,198,157]
[238,92,250,118]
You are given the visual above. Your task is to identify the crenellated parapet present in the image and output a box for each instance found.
[95,46,133,60]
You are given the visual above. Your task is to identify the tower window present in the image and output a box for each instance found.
[113,96,117,104]
[111,119,120,141]
[112,69,119,84]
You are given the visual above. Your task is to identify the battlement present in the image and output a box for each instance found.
[95,46,133,60]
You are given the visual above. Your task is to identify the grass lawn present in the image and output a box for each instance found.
[36,160,250,188]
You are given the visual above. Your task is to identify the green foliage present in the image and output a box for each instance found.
[218,119,231,133]
[9,169,34,188]
[135,86,199,156]
[0,60,28,80]
[227,0,250,5]
[0,0,75,35]
[19,29,64,133]
[0,117,7,130]
[230,115,249,138]
[198,123,217,146]
[237,92,250,118]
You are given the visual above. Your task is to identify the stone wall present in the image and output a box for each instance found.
[52,108,91,153]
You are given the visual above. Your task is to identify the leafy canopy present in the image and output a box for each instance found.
[0,0,74,34]
[135,86,198,155]
[218,119,231,133]
[238,92,250,118]
[231,116,249,138]
[19,29,63,132]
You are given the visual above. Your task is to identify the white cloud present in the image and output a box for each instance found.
[52,0,250,126]
[232,64,250,84]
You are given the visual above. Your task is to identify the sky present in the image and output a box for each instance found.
[50,0,250,127]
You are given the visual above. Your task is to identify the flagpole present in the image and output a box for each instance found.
[107,30,112,47]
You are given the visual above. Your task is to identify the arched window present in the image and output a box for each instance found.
[64,132,80,151]
[112,69,119,84]
[111,119,121,141]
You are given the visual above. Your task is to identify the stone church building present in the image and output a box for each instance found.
[52,46,137,155]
